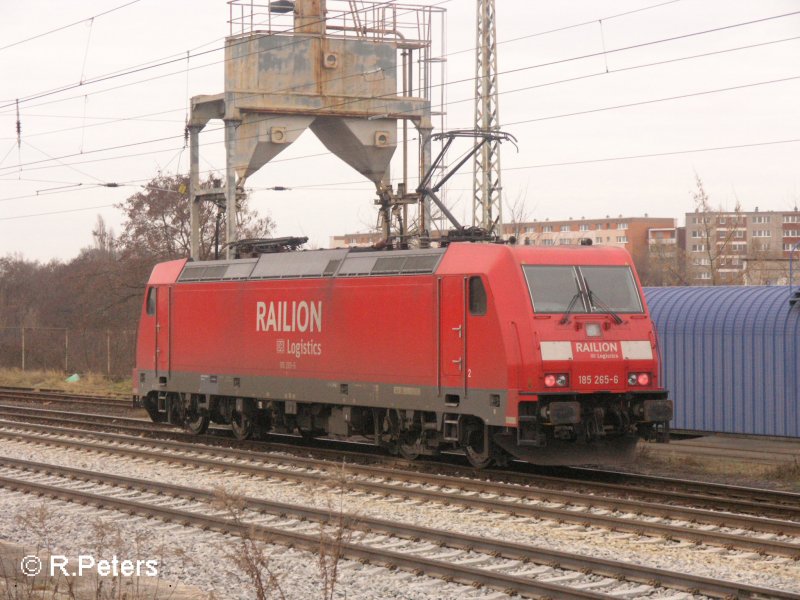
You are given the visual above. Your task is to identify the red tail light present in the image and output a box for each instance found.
[628,372,652,386]
[544,374,569,388]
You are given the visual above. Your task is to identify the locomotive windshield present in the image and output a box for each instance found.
[523,265,643,314]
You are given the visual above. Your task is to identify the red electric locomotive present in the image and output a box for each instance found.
[133,242,672,467]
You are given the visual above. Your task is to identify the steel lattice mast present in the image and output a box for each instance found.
[472,0,503,234]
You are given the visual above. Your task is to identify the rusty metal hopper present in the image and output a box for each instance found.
[310,116,397,184]
[234,113,314,181]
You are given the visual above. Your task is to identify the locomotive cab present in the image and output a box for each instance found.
[491,248,672,464]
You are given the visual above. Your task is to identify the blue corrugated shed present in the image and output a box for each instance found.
[644,286,800,438]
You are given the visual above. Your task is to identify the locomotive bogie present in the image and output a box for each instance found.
[133,243,672,467]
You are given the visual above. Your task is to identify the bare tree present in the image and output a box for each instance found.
[641,243,687,286]
[116,173,274,261]
[687,174,743,285]
[504,186,533,243]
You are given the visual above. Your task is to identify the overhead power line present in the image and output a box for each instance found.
[1,6,797,202]
[9,0,765,120]
[2,58,798,179]
[3,135,796,213]
[0,0,143,53]
[0,0,433,111]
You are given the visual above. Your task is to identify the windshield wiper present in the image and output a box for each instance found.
[588,291,623,324]
[559,292,583,325]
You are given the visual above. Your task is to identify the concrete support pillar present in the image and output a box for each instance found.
[189,126,201,261]
[224,119,239,260]
[418,122,433,244]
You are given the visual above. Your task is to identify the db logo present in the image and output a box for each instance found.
[20,555,42,576]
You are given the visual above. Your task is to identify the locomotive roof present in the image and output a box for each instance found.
[164,243,632,284]
[176,247,447,283]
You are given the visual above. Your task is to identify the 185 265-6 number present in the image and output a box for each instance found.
[577,374,619,385]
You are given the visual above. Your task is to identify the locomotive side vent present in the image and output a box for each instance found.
[179,264,228,281]
[323,259,341,277]
[402,255,440,273]
[372,256,406,274]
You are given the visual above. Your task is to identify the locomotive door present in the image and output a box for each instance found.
[439,276,467,397]
[155,285,171,377]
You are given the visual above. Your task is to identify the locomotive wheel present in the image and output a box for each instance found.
[397,431,423,461]
[185,413,209,435]
[231,411,254,441]
[463,420,493,469]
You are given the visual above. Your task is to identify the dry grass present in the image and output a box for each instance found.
[766,458,800,483]
[0,368,130,397]
[634,442,800,491]
[1,502,201,600]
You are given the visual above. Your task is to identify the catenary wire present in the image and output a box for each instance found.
[2,58,797,180]
[0,0,435,110]
[0,0,143,53]
[1,136,797,212]
[3,13,798,177]
[0,0,681,113]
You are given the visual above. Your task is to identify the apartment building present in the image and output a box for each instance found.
[683,208,800,284]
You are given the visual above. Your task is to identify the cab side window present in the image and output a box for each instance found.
[146,287,157,316]
[468,276,487,316]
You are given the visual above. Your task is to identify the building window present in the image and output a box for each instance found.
[579,224,589,231]
[783,215,800,223]
[784,229,800,237]
[616,236,628,243]
[543,225,553,233]
[691,230,703,238]
[542,238,554,246]
[560,225,570,232]
[752,230,771,237]
[617,222,628,230]
[752,216,771,224]
[595,238,603,245]
[735,230,745,238]
[559,238,571,245]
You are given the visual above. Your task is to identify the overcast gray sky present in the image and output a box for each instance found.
[1,0,798,262]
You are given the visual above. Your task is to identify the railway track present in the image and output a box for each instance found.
[1,419,799,561]
[0,386,130,408]
[0,403,798,521]
[1,455,797,600]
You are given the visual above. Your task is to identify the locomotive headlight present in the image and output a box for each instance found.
[628,373,638,385]
[555,374,568,387]
[544,374,557,387]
